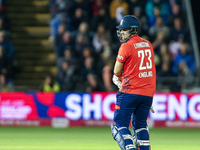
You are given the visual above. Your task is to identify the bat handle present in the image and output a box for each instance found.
[150,106,155,113]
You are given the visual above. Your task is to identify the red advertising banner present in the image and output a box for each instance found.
[0,92,38,120]
[0,92,199,128]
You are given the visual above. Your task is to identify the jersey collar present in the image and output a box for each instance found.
[126,34,139,43]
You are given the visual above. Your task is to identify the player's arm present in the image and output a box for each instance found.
[112,60,124,88]
[114,60,123,76]
[113,43,127,88]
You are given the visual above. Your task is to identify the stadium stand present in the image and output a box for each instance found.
[0,0,18,91]
[4,0,200,92]
[5,0,56,91]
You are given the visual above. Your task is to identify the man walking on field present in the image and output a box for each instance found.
[111,15,156,150]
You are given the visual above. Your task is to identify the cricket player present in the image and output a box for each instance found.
[111,15,156,150]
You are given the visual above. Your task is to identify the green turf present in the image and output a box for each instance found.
[0,127,199,150]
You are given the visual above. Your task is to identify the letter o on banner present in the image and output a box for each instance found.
[102,94,116,120]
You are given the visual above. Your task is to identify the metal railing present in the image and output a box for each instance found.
[183,0,200,74]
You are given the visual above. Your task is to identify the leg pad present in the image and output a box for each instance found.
[110,123,126,150]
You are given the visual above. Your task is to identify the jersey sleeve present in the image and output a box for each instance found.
[116,43,130,63]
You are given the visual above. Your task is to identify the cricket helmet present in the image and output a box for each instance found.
[116,15,140,43]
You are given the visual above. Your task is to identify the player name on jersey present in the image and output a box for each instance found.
[134,42,150,49]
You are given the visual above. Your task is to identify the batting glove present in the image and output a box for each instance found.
[112,74,122,89]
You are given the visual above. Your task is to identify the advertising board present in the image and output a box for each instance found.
[0,92,199,127]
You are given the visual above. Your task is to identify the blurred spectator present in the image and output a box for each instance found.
[90,7,112,32]
[133,7,149,36]
[92,23,111,53]
[0,31,15,60]
[85,73,104,92]
[74,33,90,59]
[57,61,75,91]
[177,61,194,88]
[49,0,71,40]
[152,32,165,53]
[127,0,146,15]
[169,40,182,58]
[154,43,172,70]
[82,47,93,60]
[74,56,96,92]
[168,0,183,14]
[100,40,115,91]
[149,6,159,27]
[0,5,10,32]
[149,17,170,41]
[141,35,149,41]
[102,65,113,92]
[170,17,189,43]
[145,0,169,18]
[71,8,88,31]
[49,0,69,18]
[156,61,175,91]
[109,0,128,19]
[68,0,93,20]
[49,15,71,41]
[115,7,126,24]
[100,40,115,65]
[57,47,76,69]
[172,43,195,74]
[0,1,6,11]
[72,22,94,43]
[148,6,167,27]
[56,31,74,58]
[159,44,172,63]
[92,0,108,16]
[157,61,173,77]
[55,23,66,48]
[80,57,95,80]
[167,4,185,27]
[0,46,12,79]
[0,74,14,91]
[39,74,60,92]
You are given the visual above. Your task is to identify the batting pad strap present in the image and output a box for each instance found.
[137,140,150,146]
[125,144,135,150]
[132,135,136,141]
[118,127,127,131]
[135,128,147,133]
[122,134,134,140]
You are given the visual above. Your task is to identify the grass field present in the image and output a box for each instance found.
[0,127,199,150]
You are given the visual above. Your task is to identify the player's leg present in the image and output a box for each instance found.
[111,123,127,150]
[131,115,150,150]
[112,109,135,150]
[131,115,138,150]
[133,95,152,150]
[111,92,136,150]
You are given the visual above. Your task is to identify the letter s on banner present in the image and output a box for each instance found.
[65,94,82,120]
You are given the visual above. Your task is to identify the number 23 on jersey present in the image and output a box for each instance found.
[138,49,152,70]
